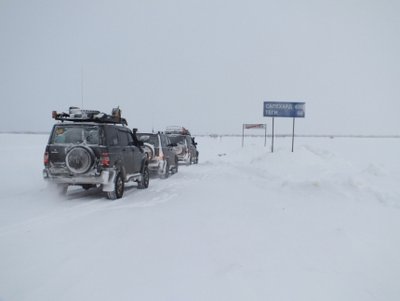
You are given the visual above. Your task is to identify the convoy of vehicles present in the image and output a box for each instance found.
[165,126,199,165]
[43,107,199,199]
[136,132,179,178]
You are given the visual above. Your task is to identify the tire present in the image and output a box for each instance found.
[161,162,170,179]
[143,143,155,161]
[174,145,184,155]
[65,146,94,174]
[107,172,124,200]
[172,157,179,174]
[138,166,150,189]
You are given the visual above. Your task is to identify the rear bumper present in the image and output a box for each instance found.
[43,168,115,186]
[147,160,166,174]
[177,153,190,163]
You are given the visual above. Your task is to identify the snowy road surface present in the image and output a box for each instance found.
[1,134,400,301]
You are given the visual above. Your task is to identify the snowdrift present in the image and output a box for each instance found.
[0,134,399,301]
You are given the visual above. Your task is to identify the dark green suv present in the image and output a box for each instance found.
[43,107,149,199]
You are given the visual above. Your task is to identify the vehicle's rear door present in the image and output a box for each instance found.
[47,125,74,169]
[162,134,175,166]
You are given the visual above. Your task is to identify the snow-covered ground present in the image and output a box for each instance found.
[1,133,400,301]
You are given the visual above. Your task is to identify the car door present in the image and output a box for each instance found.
[117,128,136,174]
[127,130,144,173]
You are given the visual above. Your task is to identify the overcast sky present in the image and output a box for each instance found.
[1,0,399,135]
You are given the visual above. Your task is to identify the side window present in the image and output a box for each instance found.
[127,131,134,145]
[51,126,67,144]
[107,127,119,146]
[118,130,129,146]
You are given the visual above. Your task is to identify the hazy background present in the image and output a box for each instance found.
[1,0,399,135]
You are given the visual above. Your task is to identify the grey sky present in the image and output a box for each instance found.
[1,0,399,135]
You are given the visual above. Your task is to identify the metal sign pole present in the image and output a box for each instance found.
[271,117,275,152]
[263,101,305,153]
[264,124,267,147]
[242,124,244,147]
[291,117,295,152]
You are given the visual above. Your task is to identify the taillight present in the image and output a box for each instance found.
[44,152,49,165]
[101,152,110,167]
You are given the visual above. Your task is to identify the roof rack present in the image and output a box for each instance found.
[52,107,128,126]
[165,126,191,135]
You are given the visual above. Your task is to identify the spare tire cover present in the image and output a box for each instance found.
[143,143,155,161]
[66,146,94,174]
[174,145,184,155]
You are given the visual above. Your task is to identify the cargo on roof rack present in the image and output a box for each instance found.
[52,107,128,126]
[165,126,191,135]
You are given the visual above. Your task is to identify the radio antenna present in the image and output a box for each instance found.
[81,65,84,109]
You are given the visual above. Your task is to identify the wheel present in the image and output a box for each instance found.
[138,166,150,189]
[161,161,170,179]
[107,172,124,200]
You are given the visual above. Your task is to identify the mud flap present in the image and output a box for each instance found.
[102,170,117,192]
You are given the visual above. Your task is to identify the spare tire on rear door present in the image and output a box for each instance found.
[65,146,94,174]
[142,142,155,161]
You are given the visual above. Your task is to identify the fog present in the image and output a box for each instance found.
[1,0,399,135]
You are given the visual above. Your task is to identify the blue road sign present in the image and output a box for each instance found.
[263,101,305,118]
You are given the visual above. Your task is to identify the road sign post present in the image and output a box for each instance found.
[271,117,275,152]
[292,117,295,152]
[263,101,305,152]
[242,124,267,147]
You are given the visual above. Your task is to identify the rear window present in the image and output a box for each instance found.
[137,134,159,148]
[168,135,186,146]
[50,125,101,145]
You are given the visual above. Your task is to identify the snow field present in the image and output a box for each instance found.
[0,134,400,301]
